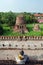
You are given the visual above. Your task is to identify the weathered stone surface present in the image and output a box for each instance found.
[0,40,43,49]
[0,39,43,61]
[0,50,43,60]
[0,36,43,61]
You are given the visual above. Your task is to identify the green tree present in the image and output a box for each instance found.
[0,25,4,35]
[24,12,38,24]
[6,11,16,26]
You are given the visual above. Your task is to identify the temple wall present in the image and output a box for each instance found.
[0,36,43,60]
[0,40,43,49]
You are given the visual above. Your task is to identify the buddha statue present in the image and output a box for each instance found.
[15,49,29,64]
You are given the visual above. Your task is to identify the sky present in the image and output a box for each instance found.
[0,0,43,13]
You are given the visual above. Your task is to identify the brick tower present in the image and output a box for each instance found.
[14,14,28,33]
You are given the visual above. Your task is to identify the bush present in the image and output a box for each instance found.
[0,25,4,35]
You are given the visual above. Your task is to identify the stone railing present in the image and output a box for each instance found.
[0,36,43,40]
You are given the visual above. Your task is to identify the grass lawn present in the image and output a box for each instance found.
[1,23,43,36]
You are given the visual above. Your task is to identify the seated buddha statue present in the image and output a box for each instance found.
[15,49,29,64]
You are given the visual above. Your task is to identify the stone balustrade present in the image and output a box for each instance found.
[0,36,43,50]
[0,36,43,40]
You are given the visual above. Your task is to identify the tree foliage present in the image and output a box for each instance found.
[23,12,38,24]
[0,25,4,35]
[0,11,16,26]
[0,12,38,26]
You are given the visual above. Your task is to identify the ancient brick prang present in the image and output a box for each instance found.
[33,24,40,31]
[14,14,28,33]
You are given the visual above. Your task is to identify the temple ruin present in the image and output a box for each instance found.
[14,14,28,33]
[33,24,40,31]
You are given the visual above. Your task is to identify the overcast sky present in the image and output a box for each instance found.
[0,0,43,13]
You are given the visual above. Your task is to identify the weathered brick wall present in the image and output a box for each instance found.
[0,60,43,65]
[0,36,43,61]
[0,36,43,49]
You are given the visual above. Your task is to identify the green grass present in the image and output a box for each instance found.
[3,31,42,36]
[3,31,24,36]
[1,23,43,36]
[24,31,41,36]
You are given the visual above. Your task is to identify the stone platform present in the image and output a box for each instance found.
[0,36,43,61]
